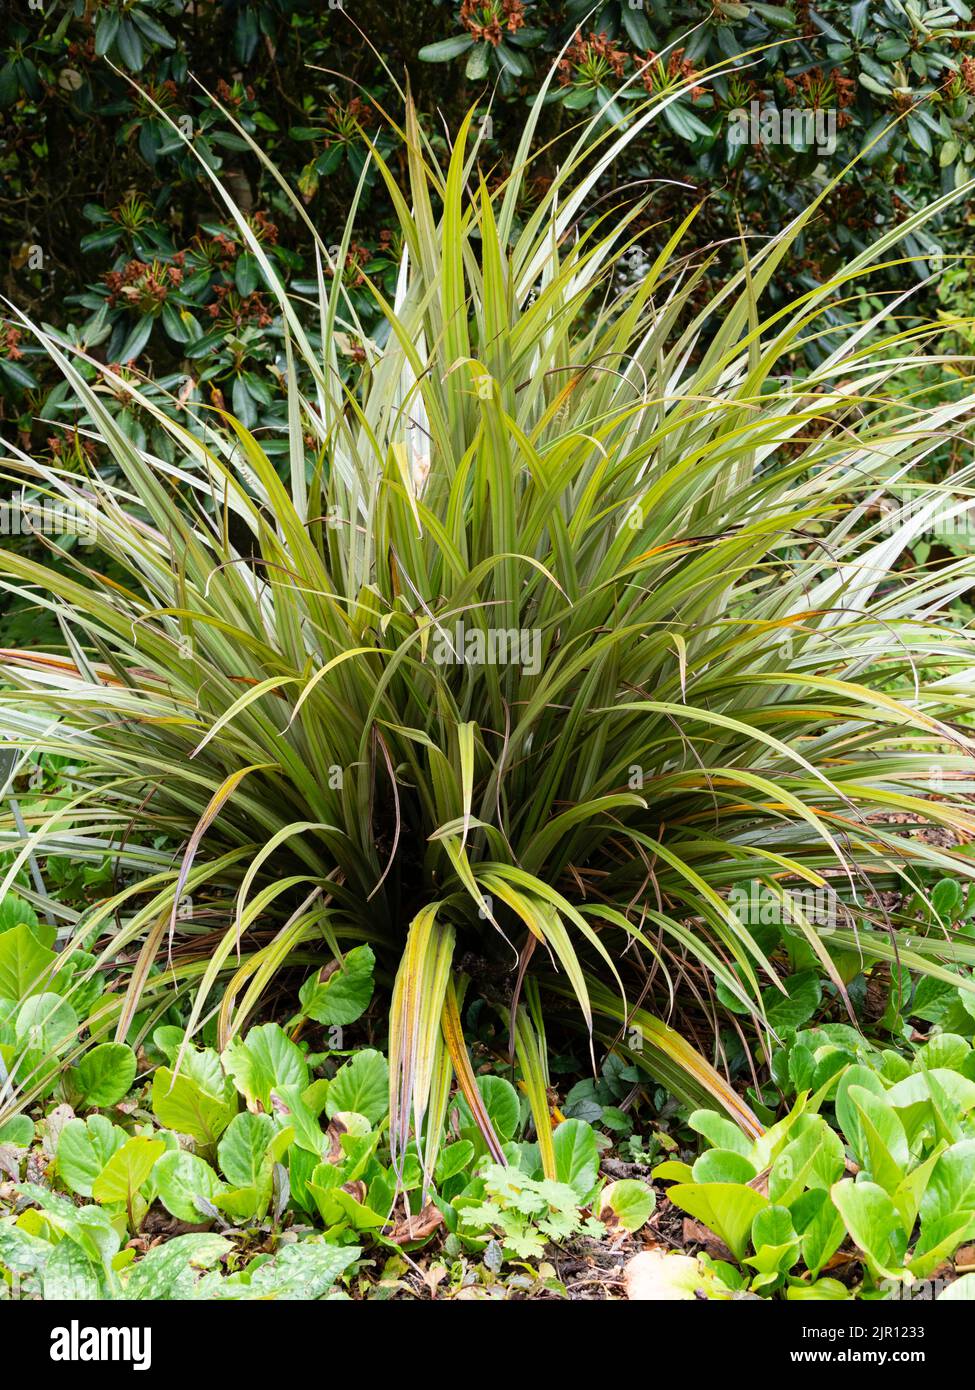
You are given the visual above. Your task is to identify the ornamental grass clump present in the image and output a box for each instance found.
[3,67,975,1168]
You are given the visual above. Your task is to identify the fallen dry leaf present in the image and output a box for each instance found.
[624,1250,709,1301]
[747,1166,770,1198]
[324,1117,347,1165]
[386,1202,444,1244]
[682,1217,733,1262]
[41,1103,75,1160]
[0,1145,22,1183]
[421,1262,449,1297]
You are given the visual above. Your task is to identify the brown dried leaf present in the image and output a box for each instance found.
[41,1103,75,1159]
[386,1201,444,1245]
[624,1250,708,1301]
[324,1117,347,1164]
[0,1146,22,1183]
[682,1217,733,1262]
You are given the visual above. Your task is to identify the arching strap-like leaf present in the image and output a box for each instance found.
[388,906,453,1185]
[512,1004,557,1181]
[168,763,278,962]
[440,975,506,1166]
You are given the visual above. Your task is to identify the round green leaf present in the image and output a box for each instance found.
[552,1118,599,1200]
[154,1149,226,1222]
[299,944,375,1027]
[16,992,77,1052]
[72,1042,137,1109]
[599,1178,656,1233]
[325,1049,388,1126]
[57,1115,127,1198]
[692,1148,758,1185]
[217,1111,276,1187]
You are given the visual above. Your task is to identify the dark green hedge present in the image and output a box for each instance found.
[2,0,975,457]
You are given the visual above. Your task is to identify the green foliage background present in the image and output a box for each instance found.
[4,0,975,442]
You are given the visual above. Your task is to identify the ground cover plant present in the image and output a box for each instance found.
[0,953,662,1300]
[4,897,975,1300]
[3,29,975,1303]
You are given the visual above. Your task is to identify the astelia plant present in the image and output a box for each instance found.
[3,62,975,1181]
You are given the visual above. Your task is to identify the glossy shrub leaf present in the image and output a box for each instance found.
[418,36,475,62]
